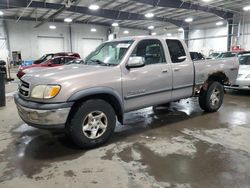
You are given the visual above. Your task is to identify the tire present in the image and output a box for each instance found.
[66,99,116,149]
[199,82,224,112]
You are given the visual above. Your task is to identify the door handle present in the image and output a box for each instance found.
[162,69,168,73]
[230,68,237,71]
[174,68,180,72]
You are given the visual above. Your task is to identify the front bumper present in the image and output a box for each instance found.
[14,94,74,129]
[225,79,250,90]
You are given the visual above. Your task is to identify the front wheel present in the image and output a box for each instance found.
[66,99,116,149]
[199,82,224,112]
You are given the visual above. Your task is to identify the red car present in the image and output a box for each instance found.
[17,56,78,79]
[33,52,80,64]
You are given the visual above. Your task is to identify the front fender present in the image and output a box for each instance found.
[67,87,124,123]
[67,87,122,103]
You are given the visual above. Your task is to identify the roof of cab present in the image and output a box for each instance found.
[110,35,179,42]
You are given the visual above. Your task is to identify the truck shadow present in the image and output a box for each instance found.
[25,98,207,154]
[110,100,207,143]
[1,98,212,180]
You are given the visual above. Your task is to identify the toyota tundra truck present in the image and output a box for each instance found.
[14,36,239,148]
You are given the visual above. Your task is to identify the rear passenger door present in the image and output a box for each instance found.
[166,39,194,100]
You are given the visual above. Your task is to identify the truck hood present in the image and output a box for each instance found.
[21,64,122,103]
[21,63,46,71]
[23,64,115,83]
[23,66,48,74]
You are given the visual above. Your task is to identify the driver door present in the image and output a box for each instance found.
[122,39,173,112]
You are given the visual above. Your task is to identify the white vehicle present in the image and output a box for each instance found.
[226,53,250,90]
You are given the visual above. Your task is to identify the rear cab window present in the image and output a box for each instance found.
[198,53,205,60]
[166,39,187,63]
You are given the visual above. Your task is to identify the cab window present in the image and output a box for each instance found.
[64,57,75,64]
[166,39,186,63]
[52,58,62,64]
[131,39,166,65]
[198,53,205,60]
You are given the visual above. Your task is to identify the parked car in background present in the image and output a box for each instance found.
[225,52,250,90]
[33,52,81,64]
[14,36,239,148]
[217,51,237,59]
[17,56,78,79]
[237,51,250,56]
[207,52,223,59]
[190,52,206,61]
[216,51,250,59]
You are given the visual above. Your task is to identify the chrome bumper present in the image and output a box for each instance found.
[225,85,250,90]
[16,104,70,126]
[225,79,250,90]
[14,94,73,128]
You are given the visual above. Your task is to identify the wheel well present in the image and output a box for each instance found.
[67,94,123,125]
[207,71,229,85]
[200,71,229,91]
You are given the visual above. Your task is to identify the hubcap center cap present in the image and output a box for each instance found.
[82,111,108,139]
[210,89,220,106]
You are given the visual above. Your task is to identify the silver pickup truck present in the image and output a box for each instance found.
[14,36,239,148]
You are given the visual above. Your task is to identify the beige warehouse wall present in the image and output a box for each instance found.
[7,20,71,61]
[188,26,228,56]
[8,18,250,60]
[5,20,149,61]
[238,13,250,50]
[0,21,9,62]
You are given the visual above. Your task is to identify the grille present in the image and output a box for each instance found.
[19,80,30,97]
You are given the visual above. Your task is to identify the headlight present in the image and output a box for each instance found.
[31,85,61,99]
[245,74,250,79]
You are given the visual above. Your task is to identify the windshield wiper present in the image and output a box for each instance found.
[86,59,114,66]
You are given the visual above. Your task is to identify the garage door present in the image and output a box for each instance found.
[37,36,64,57]
[81,38,103,58]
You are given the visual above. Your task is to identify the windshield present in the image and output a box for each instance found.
[85,40,134,66]
[238,54,250,65]
[38,55,47,60]
[38,54,54,62]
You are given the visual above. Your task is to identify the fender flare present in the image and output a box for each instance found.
[67,87,124,122]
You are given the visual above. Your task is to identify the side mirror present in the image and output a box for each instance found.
[126,57,145,69]
[178,56,187,61]
[47,62,52,66]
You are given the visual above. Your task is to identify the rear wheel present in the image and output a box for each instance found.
[199,82,224,112]
[66,99,116,149]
